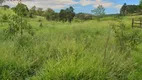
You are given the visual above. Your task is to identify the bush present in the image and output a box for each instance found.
[1,14,9,22]
[4,15,35,39]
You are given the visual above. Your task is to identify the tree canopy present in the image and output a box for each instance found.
[140,0,142,8]
[120,3,127,15]
[59,6,75,23]
[36,8,43,16]
[120,3,140,15]
[14,3,29,16]
[44,8,56,21]
[91,5,105,18]
[29,6,36,18]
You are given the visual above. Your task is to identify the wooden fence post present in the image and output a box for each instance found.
[140,19,142,27]
[132,18,134,28]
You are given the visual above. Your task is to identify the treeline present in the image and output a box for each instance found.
[120,1,142,15]
[1,3,93,23]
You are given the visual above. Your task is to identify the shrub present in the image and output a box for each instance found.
[1,14,9,22]
[4,15,35,39]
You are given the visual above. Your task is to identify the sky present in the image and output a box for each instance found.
[2,0,140,14]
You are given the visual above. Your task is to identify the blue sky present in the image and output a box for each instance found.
[3,0,140,14]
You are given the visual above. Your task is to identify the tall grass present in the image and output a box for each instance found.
[0,13,142,80]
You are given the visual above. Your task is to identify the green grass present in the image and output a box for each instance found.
[0,9,142,80]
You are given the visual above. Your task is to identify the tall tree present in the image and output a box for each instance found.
[14,3,29,16]
[140,0,142,8]
[29,6,36,17]
[59,9,67,22]
[59,6,75,23]
[66,6,75,23]
[120,3,127,15]
[91,5,105,19]
[44,8,56,21]
[36,8,43,16]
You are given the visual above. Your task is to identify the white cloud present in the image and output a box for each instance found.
[93,0,113,8]
[80,0,93,6]
[79,0,113,8]
[3,0,78,9]
[79,0,122,10]
[2,0,122,10]
[114,4,122,9]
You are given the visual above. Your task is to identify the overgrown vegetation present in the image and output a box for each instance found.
[0,2,142,80]
[112,22,142,54]
[120,1,142,15]
[4,15,34,39]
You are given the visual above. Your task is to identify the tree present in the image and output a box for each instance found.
[66,6,75,23]
[4,15,35,39]
[3,5,9,10]
[59,6,75,23]
[120,3,140,15]
[120,3,127,15]
[29,6,36,18]
[59,9,67,22]
[44,8,56,21]
[91,5,105,20]
[3,5,10,9]
[36,8,43,16]
[14,3,29,16]
[140,0,142,8]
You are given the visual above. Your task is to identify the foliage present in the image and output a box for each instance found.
[120,3,127,15]
[13,3,29,16]
[75,13,93,20]
[112,22,142,54]
[44,8,58,21]
[1,14,9,22]
[92,5,105,20]
[66,6,75,23]
[59,9,67,22]
[4,15,35,39]
[59,6,75,23]
[36,8,43,16]
[1,6,142,80]
[120,3,141,15]
[2,5,9,10]
[0,7,15,17]
[29,6,36,18]
[140,0,142,8]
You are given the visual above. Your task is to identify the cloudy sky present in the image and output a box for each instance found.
[3,0,140,14]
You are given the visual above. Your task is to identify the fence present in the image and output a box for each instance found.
[132,18,142,28]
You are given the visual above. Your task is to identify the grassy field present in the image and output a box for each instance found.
[0,8,142,80]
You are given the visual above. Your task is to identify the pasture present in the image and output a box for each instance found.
[0,8,142,80]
